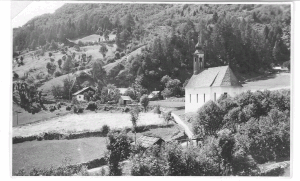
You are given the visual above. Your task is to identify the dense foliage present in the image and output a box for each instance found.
[193,89,290,164]
[106,130,132,176]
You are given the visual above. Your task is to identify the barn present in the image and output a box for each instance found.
[119,96,132,105]
[132,135,165,149]
[72,86,95,101]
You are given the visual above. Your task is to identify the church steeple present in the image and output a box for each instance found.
[193,34,205,75]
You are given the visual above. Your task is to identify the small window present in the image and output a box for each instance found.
[204,94,205,103]
[214,93,216,101]
[197,94,198,103]
[190,94,191,103]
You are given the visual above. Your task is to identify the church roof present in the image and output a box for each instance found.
[185,65,242,89]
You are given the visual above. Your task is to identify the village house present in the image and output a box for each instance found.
[132,135,165,149]
[117,88,128,95]
[72,86,95,101]
[185,36,242,113]
[119,96,133,105]
[148,91,160,100]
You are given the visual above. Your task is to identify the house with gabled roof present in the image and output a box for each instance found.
[72,86,95,101]
[119,96,133,105]
[185,35,242,113]
[132,135,165,149]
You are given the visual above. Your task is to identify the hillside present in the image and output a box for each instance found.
[13,4,290,51]
[13,3,291,102]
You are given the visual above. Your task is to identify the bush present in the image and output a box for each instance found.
[101,125,110,136]
[78,41,84,47]
[78,107,84,113]
[86,101,97,111]
[107,130,132,176]
[140,94,149,112]
[193,101,224,137]
[282,61,290,70]
[153,105,161,114]
[106,57,115,64]
[120,52,126,57]
[114,51,120,59]
[66,105,72,111]
[54,71,62,77]
[79,66,85,70]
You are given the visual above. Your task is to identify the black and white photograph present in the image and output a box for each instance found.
[10,1,292,176]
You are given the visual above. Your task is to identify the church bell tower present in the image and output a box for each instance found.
[193,34,205,75]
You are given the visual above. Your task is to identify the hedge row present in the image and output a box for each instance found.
[13,129,108,144]
[13,123,172,144]
[14,157,107,176]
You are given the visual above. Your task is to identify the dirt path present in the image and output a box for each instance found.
[171,113,194,139]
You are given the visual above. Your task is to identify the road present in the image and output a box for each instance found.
[171,113,194,139]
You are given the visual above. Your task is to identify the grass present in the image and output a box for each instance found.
[73,34,116,43]
[149,101,185,108]
[13,112,164,137]
[12,137,107,174]
[127,123,183,142]
[12,103,72,127]
[241,72,290,91]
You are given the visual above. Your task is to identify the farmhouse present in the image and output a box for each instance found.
[119,96,132,105]
[185,36,242,113]
[72,86,95,101]
[148,91,160,100]
[133,135,165,149]
[117,88,128,95]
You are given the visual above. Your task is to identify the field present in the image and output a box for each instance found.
[241,72,290,91]
[13,112,164,137]
[13,120,182,174]
[149,101,185,109]
[13,137,107,174]
[70,34,116,44]
[12,103,71,127]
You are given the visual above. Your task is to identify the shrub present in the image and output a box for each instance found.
[101,125,110,136]
[78,41,84,47]
[79,66,85,70]
[153,105,161,114]
[54,71,62,77]
[282,61,290,70]
[140,94,149,112]
[107,130,132,176]
[123,106,130,113]
[74,45,80,51]
[86,101,97,111]
[120,52,126,57]
[193,101,224,137]
[66,105,72,111]
[106,57,115,64]
[114,51,120,59]
[78,107,84,113]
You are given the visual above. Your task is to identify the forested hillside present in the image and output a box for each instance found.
[13,3,291,92]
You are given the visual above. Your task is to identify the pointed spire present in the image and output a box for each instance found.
[195,32,202,50]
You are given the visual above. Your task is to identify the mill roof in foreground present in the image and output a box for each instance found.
[185,65,242,88]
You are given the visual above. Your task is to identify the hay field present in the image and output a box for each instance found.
[13,112,164,137]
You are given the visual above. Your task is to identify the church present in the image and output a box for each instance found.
[185,37,242,113]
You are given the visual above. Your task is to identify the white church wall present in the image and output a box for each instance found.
[185,86,241,113]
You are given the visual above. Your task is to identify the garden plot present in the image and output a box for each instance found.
[13,112,164,137]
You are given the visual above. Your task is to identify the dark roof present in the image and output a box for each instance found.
[185,65,242,89]
[120,96,132,101]
[136,135,164,148]
[72,87,95,96]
